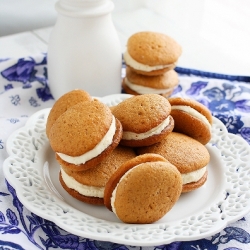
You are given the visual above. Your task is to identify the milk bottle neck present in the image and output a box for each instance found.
[56,0,114,17]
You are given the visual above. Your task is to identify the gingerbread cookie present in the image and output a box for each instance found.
[46,89,92,138]
[49,98,122,171]
[112,94,174,147]
[123,31,182,76]
[168,97,213,144]
[122,67,179,97]
[104,153,182,223]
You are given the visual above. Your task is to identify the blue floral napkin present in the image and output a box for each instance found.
[0,54,250,250]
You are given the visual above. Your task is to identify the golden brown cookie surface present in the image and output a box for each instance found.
[46,89,92,137]
[127,32,182,66]
[112,94,174,147]
[49,99,114,156]
[104,153,182,224]
[122,80,172,97]
[137,132,210,174]
[126,67,179,89]
[169,97,213,123]
[55,117,122,171]
[137,132,210,192]
[122,67,179,97]
[168,97,213,144]
[49,98,123,171]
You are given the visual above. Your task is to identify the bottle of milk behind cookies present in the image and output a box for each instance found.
[47,0,122,100]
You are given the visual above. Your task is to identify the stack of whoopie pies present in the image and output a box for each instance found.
[46,89,213,224]
[46,32,213,225]
[122,31,182,97]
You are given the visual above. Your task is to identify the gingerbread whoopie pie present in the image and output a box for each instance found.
[168,97,213,144]
[104,153,182,224]
[59,146,136,205]
[123,31,182,76]
[46,89,92,138]
[112,94,174,147]
[137,132,210,193]
[48,98,122,171]
[122,67,179,97]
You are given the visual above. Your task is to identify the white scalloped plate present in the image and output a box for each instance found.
[3,94,250,246]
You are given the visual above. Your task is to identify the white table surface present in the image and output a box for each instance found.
[0,0,249,77]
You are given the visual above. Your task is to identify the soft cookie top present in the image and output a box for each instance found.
[104,153,182,224]
[46,89,92,137]
[112,94,174,147]
[124,31,182,75]
[168,97,213,144]
[49,98,122,171]
[137,132,210,174]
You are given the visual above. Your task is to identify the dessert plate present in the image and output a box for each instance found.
[3,94,250,246]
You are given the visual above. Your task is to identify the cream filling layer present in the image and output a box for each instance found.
[57,116,116,165]
[182,167,207,185]
[122,116,170,140]
[125,78,174,94]
[61,168,104,198]
[171,105,211,129]
[124,50,174,72]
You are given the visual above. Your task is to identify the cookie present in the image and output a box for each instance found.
[59,146,136,205]
[49,98,123,171]
[123,31,182,76]
[168,97,213,144]
[46,89,92,137]
[137,132,210,193]
[104,153,182,223]
[122,67,179,97]
[112,94,174,147]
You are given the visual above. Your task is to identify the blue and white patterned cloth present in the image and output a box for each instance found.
[0,54,250,250]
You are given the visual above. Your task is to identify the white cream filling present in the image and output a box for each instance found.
[124,78,174,94]
[171,105,211,129]
[122,116,170,140]
[182,167,207,185]
[123,50,174,72]
[57,116,116,165]
[61,168,104,198]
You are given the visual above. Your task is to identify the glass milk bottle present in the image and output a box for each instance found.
[47,0,122,99]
